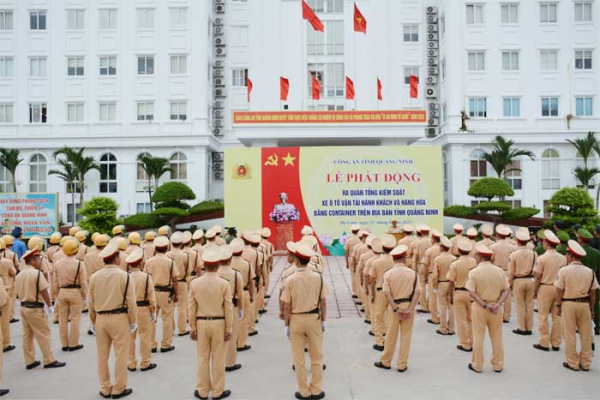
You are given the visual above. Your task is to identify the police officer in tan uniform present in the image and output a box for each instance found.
[191,230,205,273]
[213,225,227,247]
[126,249,157,372]
[344,225,361,299]
[0,239,16,352]
[398,225,415,269]
[242,232,261,337]
[89,242,137,398]
[490,225,517,323]
[85,234,108,278]
[249,234,266,324]
[479,225,495,248]
[1,236,19,324]
[280,242,299,317]
[509,229,537,336]
[364,238,383,337]
[15,249,66,370]
[533,230,567,351]
[230,238,255,352]
[204,229,220,250]
[74,231,89,261]
[356,235,376,322]
[370,235,396,350]
[421,229,442,323]
[182,231,201,284]
[432,236,456,335]
[281,244,328,400]
[189,247,234,400]
[466,244,511,373]
[260,227,274,299]
[412,225,432,313]
[126,232,142,255]
[374,245,419,372]
[450,223,464,256]
[46,232,62,263]
[349,231,368,308]
[142,231,157,261]
[0,276,8,396]
[167,232,191,336]
[555,240,599,372]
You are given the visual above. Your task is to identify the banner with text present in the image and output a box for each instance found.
[225,147,443,255]
[0,193,59,238]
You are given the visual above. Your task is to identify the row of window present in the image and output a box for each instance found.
[0,101,188,124]
[465,2,593,25]
[467,96,594,118]
[467,50,593,72]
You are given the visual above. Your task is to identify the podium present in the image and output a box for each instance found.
[275,221,294,251]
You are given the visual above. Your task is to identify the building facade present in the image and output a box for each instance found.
[0,0,598,223]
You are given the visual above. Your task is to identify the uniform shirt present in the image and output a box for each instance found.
[218,266,244,312]
[534,249,567,285]
[450,234,464,256]
[216,237,227,246]
[188,272,233,334]
[251,245,266,281]
[364,253,381,279]
[76,243,88,261]
[388,225,402,233]
[52,249,66,264]
[183,246,201,275]
[356,249,375,279]
[382,263,419,301]
[242,246,259,282]
[413,237,432,268]
[479,237,496,248]
[130,268,157,311]
[465,261,510,302]
[204,240,220,249]
[145,253,180,287]
[281,267,328,314]
[421,243,441,273]
[350,243,367,269]
[118,251,128,271]
[53,256,88,298]
[3,249,19,271]
[280,263,297,291]
[508,246,537,280]
[447,255,478,288]
[0,257,16,289]
[142,242,156,261]
[19,254,49,275]
[312,253,327,272]
[191,244,204,270]
[89,264,137,324]
[490,239,517,271]
[46,245,60,263]
[231,255,255,290]
[370,254,394,288]
[166,248,189,281]
[344,235,361,258]
[125,245,140,255]
[0,277,7,309]
[398,236,415,268]
[555,261,600,299]
[432,252,457,285]
[15,264,49,303]
[84,249,105,280]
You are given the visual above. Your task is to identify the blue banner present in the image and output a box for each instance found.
[0,193,59,238]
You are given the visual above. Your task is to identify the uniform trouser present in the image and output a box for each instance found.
[438,283,455,334]
[503,271,511,321]
[417,265,428,311]
[151,292,174,349]
[8,287,16,320]
[428,275,438,321]
[471,303,504,372]
[454,291,473,349]
[53,301,60,324]
[256,281,265,313]
[380,304,414,370]
[349,262,357,296]
[237,292,251,348]
[226,306,240,368]
[0,315,3,384]
[593,288,599,332]
[58,289,83,348]
[128,306,152,369]
[96,314,130,396]
[373,291,387,346]
[20,307,55,365]
[562,302,593,370]
[176,281,189,334]
[290,314,324,398]
[363,284,371,321]
[513,279,534,331]
[248,294,258,334]
[0,302,10,348]
[195,319,227,398]
[537,285,561,348]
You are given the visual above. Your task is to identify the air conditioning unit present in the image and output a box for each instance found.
[214,68,223,77]
[214,26,224,36]
[214,109,224,119]
[214,118,224,127]
[214,37,226,46]
[215,47,226,56]
[213,127,222,136]
[213,162,224,172]
[428,66,439,75]
[428,57,438,66]
[214,171,224,179]
[213,152,224,162]
[215,88,226,97]
[427,32,439,41]
[214,18,224,26]
[427,41,438,49]
[427,49,439,58]
[428,117,439,126]
[425,87,438,98]
[214,100,224,109]
[426,76,438,85]
[429,109,439,118]
[215,4,225,13]
[426,127,438,137]
[427,14,438,23]
[426,6,438,14]
[215,0,225,5]
[427,24,438,32]
[214,77,225,87]
[214,60,224,68]
[428,102,439,110]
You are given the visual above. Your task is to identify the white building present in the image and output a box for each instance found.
[0,0,598,224]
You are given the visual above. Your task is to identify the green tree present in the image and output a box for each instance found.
[568,131,600,189]
[481,136,535,178]
[588,132,600,210]
[78,197,120,234]
[0,148,23,192]
[546,187,599,230]
[53,147,100,208]
[48,159,79,224]
[137,153,170,211]
[151,181,196,209]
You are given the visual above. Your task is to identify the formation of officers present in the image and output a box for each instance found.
[344,223,598,374]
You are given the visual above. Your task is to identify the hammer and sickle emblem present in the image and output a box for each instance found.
[264,154,279,167]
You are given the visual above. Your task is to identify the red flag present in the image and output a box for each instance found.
[302,0,324,32]
[280,77,289,101]
[409,75,418,98]
[377,77,382,101]
[354,3,367,33]
[346,76,355,100]
[312,75,320,100]
[247,77,253,102]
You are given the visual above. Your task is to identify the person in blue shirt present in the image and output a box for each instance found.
[11,227,27,260]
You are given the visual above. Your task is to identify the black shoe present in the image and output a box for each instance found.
[595,327,599,336]
[237,345,251,352]
[526,330,533,335]
[360,309,365,313]
[494,369,503,373]
[3,345,15,353]
[69,344,84,352]
[374,361,391,370]
[552,346,560,351]
[62,347,69,352]
[364,319,371,324]
[355,302,362,305]
[255,319,258,323]
[214,390,231,400]
[436,330,448,336]
[141,363,157,372]
[397,367,407,373]
[194,390,208,400]
[88,330,95,335]
[373,344,384,351]
[99,391,111,399]
[503,320,510,324]
[352,295,358,299]
[264,295,271,299]
[294,392,311,400]
[248,330,258,336]
[456,345,472,352]
[0,390,8,397]
[258,309,267,314]
[533,344,549,352]
[427,319,440,325]
[369,331,374,336]
[160,346,175,353]
[9,318,18,324]
[225,364,242,372]
[127,367,136,372]
[178,331,190,337]
[82,309,89,314]
[26,361,41,370]
[448,332,455,336]
[323,364,326,370]
[44,360,66,369]
[563,362,579,372]
[416,309,429,314]
[468,363,481,373]
[151,348,157,353]
[112,388,133,399]
[512,329,528,336]
[312,392,325,400]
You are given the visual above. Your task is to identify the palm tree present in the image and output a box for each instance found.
[137,153,170,211]
[568,131,599,189]
[588,132,600,210]
[0,148,23,192]
[53,147,100,207]
[482,136,535,178]
[49,159,79,224]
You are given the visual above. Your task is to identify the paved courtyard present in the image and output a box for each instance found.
[3,257,599,399]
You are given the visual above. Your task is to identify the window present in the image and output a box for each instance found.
[170,152,187,180]
[505,200,522,208]
[543,200,552,219]
[576,151,597,188]
[136,153,155,193]
[137,8,155,29]
[0,10,14,30]
[0,166,11,192]
[29,103,47,123]
[542,149,560,189]
[403,25,419,42]
[503,97,521,117]
[468,51,485,71]
[307,20,343,56]
[0,57,13,77]
[540,50,558,70]
[575,50,593,70]
[170,55,187,75]
[469,149,487,186]
[29,57,47,77]
[67,57,84,76]
[576,97,593,116]
[306,0,344,13]
[99,56,117,76]
[137,102,154,121]
[170,7,188,28]
[67,203,82,223]
[137,203,152,214]
[466,4,484,24]
[66,103,84,122]
[541,97,559,116]
[99,9,117,30]
[232,68,248,87]
[0,103,13,123]
[99,153,117,193]
[404,68,419,84]
[30,11,47,30]
[231,26,248,46]
[29,154,47,192]
[99,102,116,122]
[170,101,187,121]
[540,3,557,23]
[574,2,593,21]
[501,3,519,24]
[469,97,487,117]
[505,160,522,190]
[307,63,345,98]
[137,56,154,75]
[502,51,519,71]
[67,10,85,30]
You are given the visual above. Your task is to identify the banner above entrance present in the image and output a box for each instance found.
[232,110,426,125]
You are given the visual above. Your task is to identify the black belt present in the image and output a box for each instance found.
[137,301,150,307]
[540,283,554,286]
[191,272,198,276]
[98,308,128,315]
[514,275,533,280]
[376,287,383,292]
[293,308,319,315]
[0,311,2,317]
[178,279,187,283]
[438,280,449,283]
[155,286,173,292]
[563,297,590,303]
[196,316,224,320]
[243,287,249,291]
[21,301,44,309]
[394,298,411,304]
[61,284,81,289]
[233,299,238,307]
[455,287,468,291]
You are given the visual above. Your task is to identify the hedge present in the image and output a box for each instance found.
[467,178,514,200]
[151,207,189,217]
[474,201,512,213]
[502,207,540,221]
[124,213,156,228]
[189,200,224,215]
[151,182,196,207]
[444,205,476,218]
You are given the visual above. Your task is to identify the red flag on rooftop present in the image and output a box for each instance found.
[354,3,367,33]
[302,0,324,32]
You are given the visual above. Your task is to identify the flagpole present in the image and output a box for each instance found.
[353,7,357,112]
